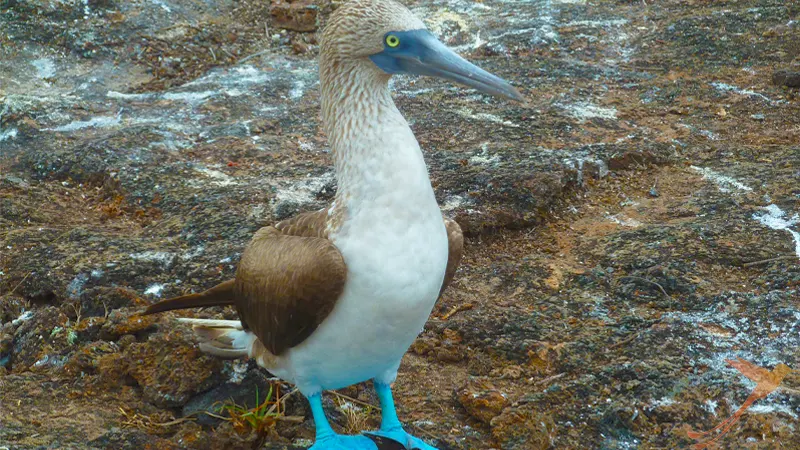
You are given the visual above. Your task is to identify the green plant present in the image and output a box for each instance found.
[219,384,284,434]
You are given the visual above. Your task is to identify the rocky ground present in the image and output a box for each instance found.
[1,0,799,449]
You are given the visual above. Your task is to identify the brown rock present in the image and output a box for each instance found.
[490,404,555,450]
[99,309,157,341]
[435,346,465,363]
[97,329,225,408]
[65,340,119,375]
[270,0,320,32]
[607,151,664,170]
[410,336,439,356]
[456,379,509,424]
[772,70,800,88]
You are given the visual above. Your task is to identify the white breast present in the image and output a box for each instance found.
[273,120,449,394]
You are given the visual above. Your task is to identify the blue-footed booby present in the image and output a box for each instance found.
[143,0,523,448]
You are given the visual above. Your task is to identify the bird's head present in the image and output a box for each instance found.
[320,0,524,102]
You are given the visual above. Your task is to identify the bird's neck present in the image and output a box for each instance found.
[319,57,437,223]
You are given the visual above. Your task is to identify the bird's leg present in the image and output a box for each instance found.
[307,393,378,450]
[362,381,438,450]
[376,381,403,433]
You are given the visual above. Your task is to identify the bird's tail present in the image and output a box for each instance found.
[142,279,235,315]
[176,318,254,359]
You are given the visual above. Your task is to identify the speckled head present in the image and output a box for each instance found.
[321,0,524,102]
[321,0,425,59]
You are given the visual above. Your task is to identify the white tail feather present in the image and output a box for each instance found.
[176,318,252,359]
[176,318,244,329]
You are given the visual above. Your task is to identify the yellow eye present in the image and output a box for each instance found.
[385,35,400,48]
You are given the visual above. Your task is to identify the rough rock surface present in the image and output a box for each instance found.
[2,0,799,449]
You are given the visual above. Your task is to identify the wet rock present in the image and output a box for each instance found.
[490,404,555,450]
[98,309,158,341]
[772,70,800,88]
[182,421,267,450]
[65,340,119,375]
[449,309,542,363]
[72,316,107,344]
[466,351,494,376]
[2,0,800,448]
[98,328,225,408]
[456,379,509,424]
[607,149,671,171]
[10,306,72,372]
[271,0,321,32]
[77,286,144,318]
[0,295,27,324]
[409,328,465,363]
[182,364,274,426]
[117,333,137,349]
[0,324,14,369]
[88,427,178,450]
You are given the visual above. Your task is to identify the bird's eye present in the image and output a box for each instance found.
[385,35,400,48]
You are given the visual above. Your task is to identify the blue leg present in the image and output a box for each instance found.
[362,382,438,450]
[307,393,377,450]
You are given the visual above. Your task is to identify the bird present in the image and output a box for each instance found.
[142,0,523,449]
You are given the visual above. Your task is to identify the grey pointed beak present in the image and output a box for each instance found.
[403,33,524,102]
[370,30,525,102]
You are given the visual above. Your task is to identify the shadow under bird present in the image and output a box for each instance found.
[143,0,523,448]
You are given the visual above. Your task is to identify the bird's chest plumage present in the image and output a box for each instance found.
[278,89,450,392]
[337,199,449,317]
[282,155,449,392]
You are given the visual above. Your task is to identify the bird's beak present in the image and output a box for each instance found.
[370,30,525,103]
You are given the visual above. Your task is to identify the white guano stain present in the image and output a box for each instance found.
[289,80,306,100]
[469,142,501,165]
[0,128,18,142]
[748,403,798,419]
[273,173,334,208]
[689,166,753,193]
[424,9,472,43]
[193,167,238,187]
[710,82,777,104]
[565,19,628,28]
[129,251,175,267]
[441,195,466,212]
[607,214,642,228]
[106,91,153,101]
[151,0,172,13]
[144,284,165,297]
[703,399,718,417]
[454,107,519,128]
[31,58,56,79]
[646,396,676,411]
[12,311,34,327]
[162,91,217,103]
[752,204,800,259]
[46,110,123,132]
[559,102,618,121]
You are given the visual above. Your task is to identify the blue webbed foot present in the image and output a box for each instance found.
[366,381,439,450]
[364,428,438,450]
[307,393,378,450]
[310,433,379,450]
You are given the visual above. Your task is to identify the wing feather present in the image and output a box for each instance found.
[233,226,346,356]
[439,217,464,298]
[145,209,460,358]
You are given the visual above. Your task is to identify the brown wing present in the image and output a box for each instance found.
[234,225,346,356]
[274,209,329,238]
[439,217,464,298]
